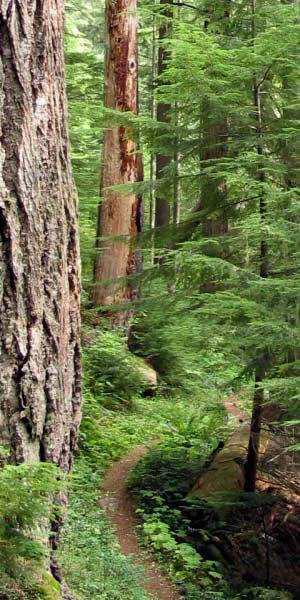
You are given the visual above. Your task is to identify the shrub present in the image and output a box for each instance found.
[128,442,203,510]
[128,408,222,512]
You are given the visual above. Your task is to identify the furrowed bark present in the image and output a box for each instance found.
[0,0,81,471]
[92,0,141,320]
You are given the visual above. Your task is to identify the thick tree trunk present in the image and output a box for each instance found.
[189,424,270,501]
[92,0,141,317]
[0,0,81,471]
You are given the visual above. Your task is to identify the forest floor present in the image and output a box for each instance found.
[100,445,183,600]
[99,395,245,600]
[60,389,300,600]
[60,392,223,600]
[99,394,300,599]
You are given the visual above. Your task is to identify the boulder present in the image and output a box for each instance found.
[135,358,158,392]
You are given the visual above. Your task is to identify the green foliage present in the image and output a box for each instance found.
[142,517,202,571]
[128,417,227,593]
[38,574,61,600]
[63,1,299,599]
[128,413,220,507]
[61,327,226,600]
[83,330,146,407]
[0,463,63,599]
[65,0,103,286]
[131,290,240,393]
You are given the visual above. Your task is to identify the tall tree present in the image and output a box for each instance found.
[92,0,141,318]
[0,0,81,471]
[155,0,172,229]
[149,9,157,235]
[200,1,230,240]
[244,0,269,492]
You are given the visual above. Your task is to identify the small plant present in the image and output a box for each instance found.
[140,513,223,587]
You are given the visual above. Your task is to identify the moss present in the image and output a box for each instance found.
[38,573,61,600]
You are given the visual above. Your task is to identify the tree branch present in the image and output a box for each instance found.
[172,2,199,10]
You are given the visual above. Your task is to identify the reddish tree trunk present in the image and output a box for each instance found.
[0,0,81,471]
[92,0,141,319]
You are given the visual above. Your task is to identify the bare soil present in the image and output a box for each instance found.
[100,445,183,600]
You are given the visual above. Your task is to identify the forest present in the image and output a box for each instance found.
[0,0,299,599]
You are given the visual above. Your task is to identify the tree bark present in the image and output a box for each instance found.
[0,0,81,471]
[189,424,270,502]
[92,0,141,319]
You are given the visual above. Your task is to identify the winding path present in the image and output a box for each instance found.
[100,396,245,600]
[100,444,183,600]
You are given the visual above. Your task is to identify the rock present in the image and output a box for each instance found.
[135,358,158,391]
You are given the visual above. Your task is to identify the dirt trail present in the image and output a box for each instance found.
[224,395,246,422]
[100,445,183,600]
[100,397,245,600]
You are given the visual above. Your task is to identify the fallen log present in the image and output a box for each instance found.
[189,424,270,500]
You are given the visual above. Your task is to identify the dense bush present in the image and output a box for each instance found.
[128,443,203,507]
[128,402,223,511]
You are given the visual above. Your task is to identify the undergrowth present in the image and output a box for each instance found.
[59,328,226,600]
[0,461,63,600]
[128,437,231,599]
[59,329,293,600]
[128,433,294,600]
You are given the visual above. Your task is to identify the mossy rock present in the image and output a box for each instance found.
[134,357,157,390]
[38,573,61,600]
